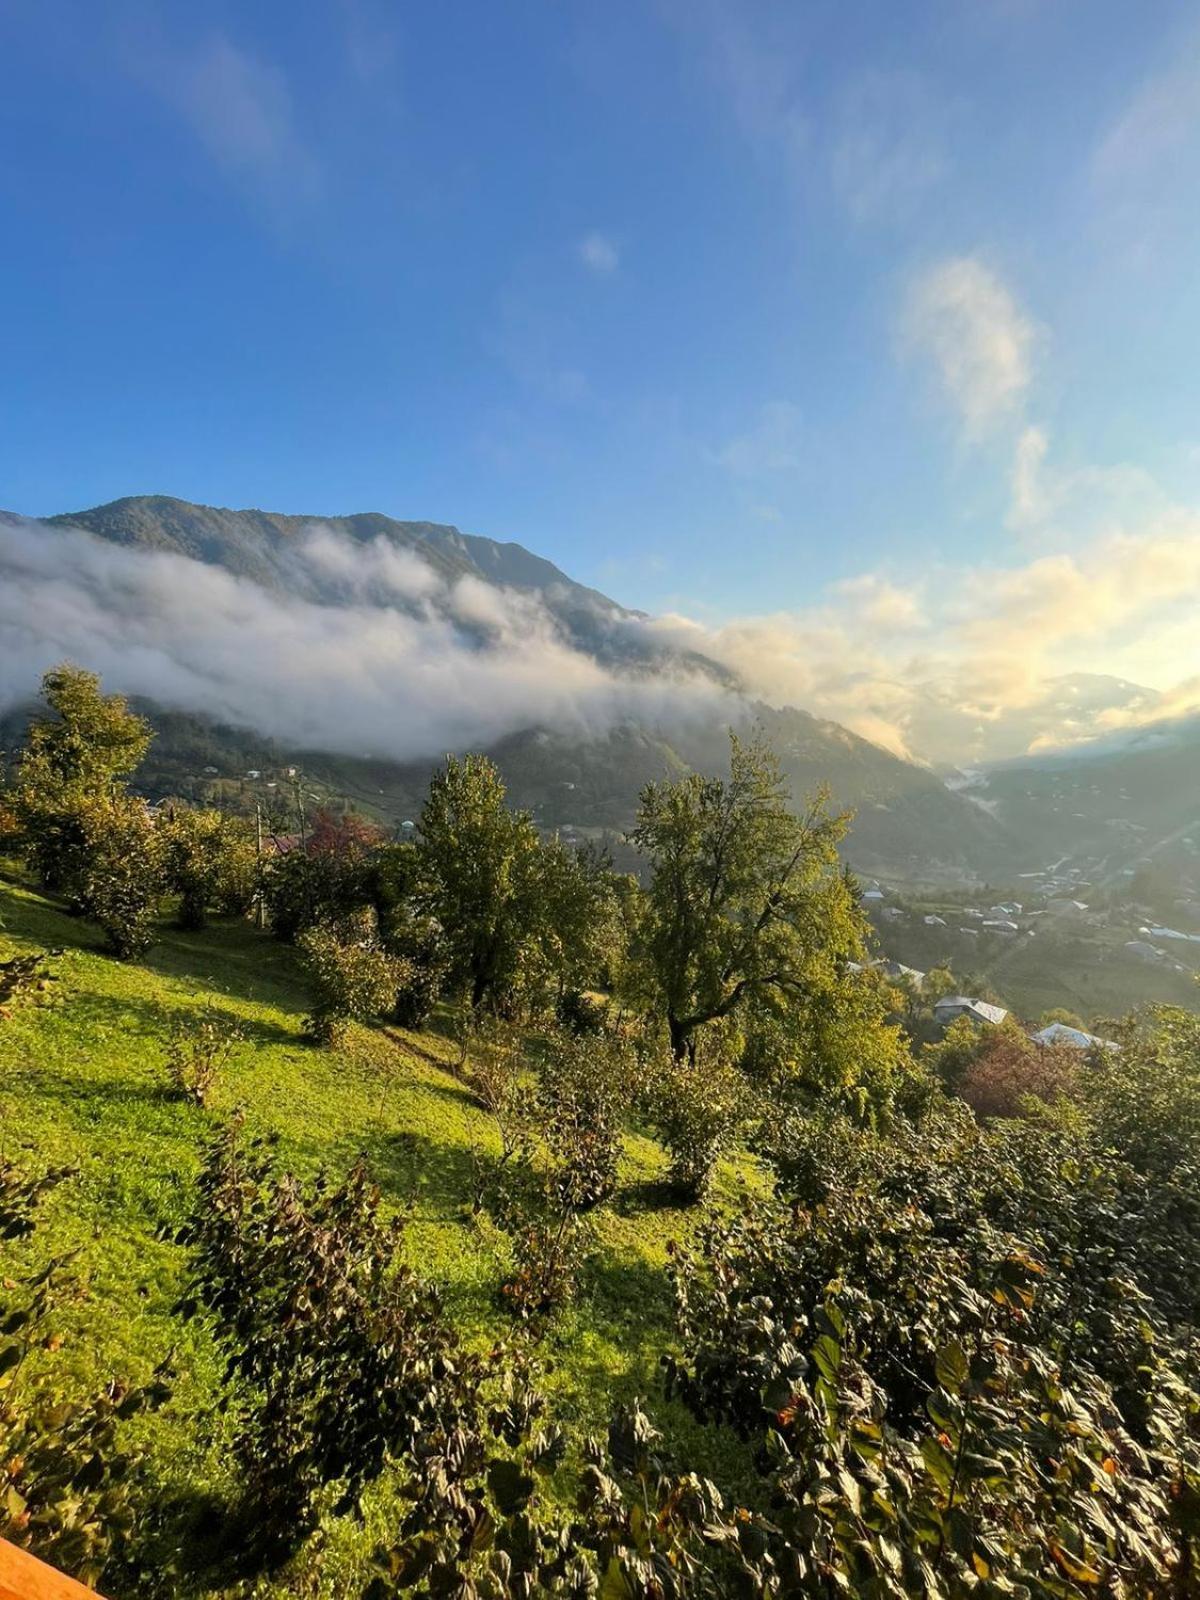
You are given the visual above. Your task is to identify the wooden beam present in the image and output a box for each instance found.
[0,1539,105,1600]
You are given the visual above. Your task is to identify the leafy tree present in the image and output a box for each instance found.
[629,733,862,1060]
[10,665,151,900]
[416,755,544,1010]
[162,805,241,930]
[77,794,165,960]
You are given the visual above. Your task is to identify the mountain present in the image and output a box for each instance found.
[958,710,1200,888]
[3,496,1018,880]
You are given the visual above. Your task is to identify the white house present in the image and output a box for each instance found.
[933,995,1008,1027]
[1031,1022,1117,1051]
[923,914,947,926]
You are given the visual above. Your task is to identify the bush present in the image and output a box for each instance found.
[665,1101,1200,1595]
[78,797,165,960]
[473,1028,634,1319]
[296,912,402,1045]
[535,1029,632,1212]
[0,947,60,1022]
[162,806,256,929]
[646,1034,748,1200]
[176,1124,478,1562]
[0,1161,171,1587]
[164,1006,244,1106]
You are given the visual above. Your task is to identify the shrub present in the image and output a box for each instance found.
[78,797,165,960]
[296,912,402,1045]
[459,1017,532,1162]
[162,806,255,929]
[176,1124,478,1562]
[645,1034,748,1200]
[535,1029,632,1212]
[164,1006,244,1106]
[665,1102,1200,1596]
[0,1161,171,1587]
[0,947,60,1022]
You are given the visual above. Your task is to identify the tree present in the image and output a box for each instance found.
[416,755,543,1010]
[10,665,151,900]
[162,806,235,930]
[77,794,165,959]
[629,732,862,1060]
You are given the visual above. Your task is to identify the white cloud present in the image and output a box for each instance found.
[829,69,950,224]
[143,31,319,210]
[902,256,1035,436]
[715,401,806,475]
[578,232,620,274]
[639,427,1200,764]
[1093,40,1200,184]
[0,520,725,763]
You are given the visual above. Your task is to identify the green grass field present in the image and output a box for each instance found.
[0,873,756,1596]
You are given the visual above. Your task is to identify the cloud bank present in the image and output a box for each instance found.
[0,518,728,762]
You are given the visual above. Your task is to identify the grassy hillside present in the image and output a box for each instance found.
[0,873,755,1596]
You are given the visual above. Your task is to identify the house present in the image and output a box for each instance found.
[923,914,947,926]
[1046,899,1089,918]
[872,958,925,984]
[1142,924,1200,945]
[1031,1022,1117,1051]
[933,995,1008,1027]
[1124,940,1164,963]
[982,918,1019,934]
[244,769,261,780]
[862,888,885,903]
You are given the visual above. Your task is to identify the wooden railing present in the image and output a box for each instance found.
[0,1539,105,1600]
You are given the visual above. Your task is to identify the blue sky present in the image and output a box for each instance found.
[3,0,1200,753]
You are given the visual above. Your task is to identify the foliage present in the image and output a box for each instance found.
[629,733,862,1061]
[645,1030,748,1201]
[458,1016,533,1163]
[163,1004,244,1107]
[478,1028,635,1319]
[1086,1003,1200,1181]
[162,805,255,929]
[77,795,166,960]
[0,945,59,1022]
[956,1031,1081,1121]
[368,1386,742,1599]
[7,665,151,893]
[534,1028,633,1212]
[740,963,911,1124]
[416,755,546,1011]
[666,1097,1200,1596]
[176,1123,477,1561]
[297,911,403,1044]
[0,1160,170,1588]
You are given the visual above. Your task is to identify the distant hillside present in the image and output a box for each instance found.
[3,495,1020,880]
[968,712,1200,885]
